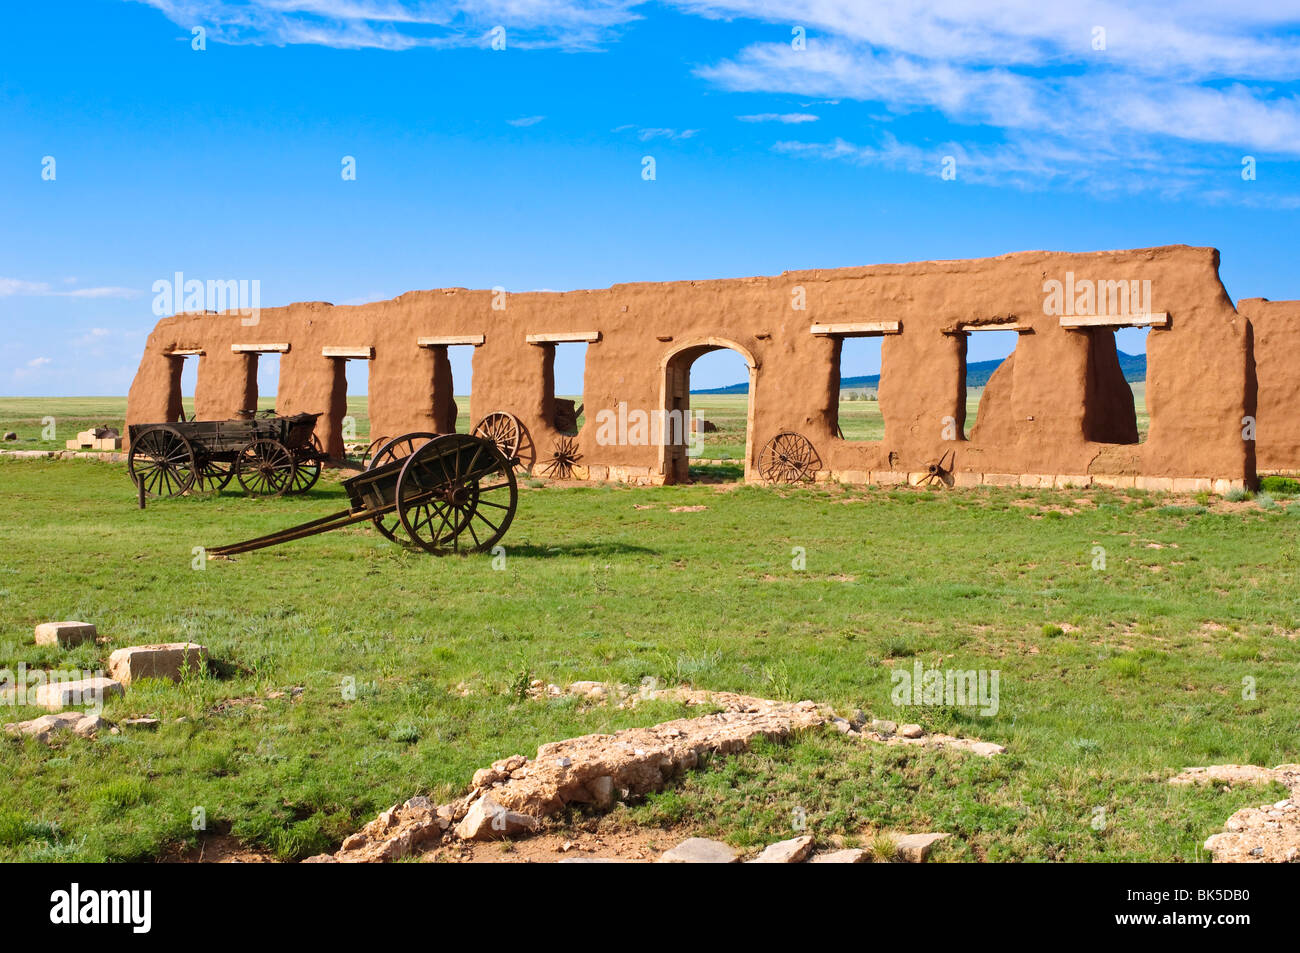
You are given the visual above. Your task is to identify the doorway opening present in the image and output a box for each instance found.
[662,339,755,484]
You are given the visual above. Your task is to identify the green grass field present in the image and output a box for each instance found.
[1,393,1289,864]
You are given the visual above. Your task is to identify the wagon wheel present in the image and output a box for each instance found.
[198,457,235,492]
[472,412,523,461]
[757,431,820,483]
[128,426,198,498]
[396,434,518,555]
[235,439,296,497]
[367,432,439,542]
[472,412,534,474]
[916,449,956,489]
[286,435,324,495]
[360,435,389,469]
[538,435,581,480]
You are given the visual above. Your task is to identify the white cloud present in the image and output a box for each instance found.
[636,127,698,140]
[130,0,645,51]
[27,357,51,368]
[0,278,140,299]
[736,112,819,123]
[507,115,546,126]
[122,1,1300,198]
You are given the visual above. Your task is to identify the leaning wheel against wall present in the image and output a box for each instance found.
[472,411,535,473]
[757,431,820,483]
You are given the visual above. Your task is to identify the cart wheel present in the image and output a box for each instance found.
[367,432,439,541]
[288,457,322,494]
[757,431,820,483]
[198,458,235,492]
[538,435,581,480]
[286,435,324,495]
[360,435,389,469]
[471,411,523,460]
[128,425,198,498]
[396,434,517,555]
[236,439,295,496]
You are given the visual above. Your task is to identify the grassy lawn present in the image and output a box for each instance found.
[0,395,1291,863]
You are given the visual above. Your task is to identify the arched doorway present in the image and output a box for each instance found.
[658,337,758,484]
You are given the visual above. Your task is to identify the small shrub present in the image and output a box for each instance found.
[871,832,897,862]
[1042,624,1064,638]
[1259,476,1300,496]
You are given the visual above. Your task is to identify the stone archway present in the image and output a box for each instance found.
[658,337,759,484]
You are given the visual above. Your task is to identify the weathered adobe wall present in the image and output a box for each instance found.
[125,244,1253,490]
[1238,298,1300,472]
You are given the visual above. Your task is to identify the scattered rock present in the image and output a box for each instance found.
[108,643,208,685]
[899,724,925,739]
[320,687,1000,863]
[33,621,97,648]
[33,677,123,711]
[749,835,814,863]
[1174,764,1300,863]
[4,711,109,743]
[657,837,739,863]
[668,505,708,513]
[870,719,897,735]
[810,848,869,863]
[894,832,950,863]
[455,795,540,841]
[121,717,160,730]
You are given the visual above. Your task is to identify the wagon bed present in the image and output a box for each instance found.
[128,411,326,500]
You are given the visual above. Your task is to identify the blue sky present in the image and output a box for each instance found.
[3,0,1299,396]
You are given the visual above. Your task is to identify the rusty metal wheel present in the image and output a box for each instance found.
[128,425,198,498]
[538,434,581,480]
[367,432,438,542]
[396,434,518,555]
[235,439,295,497]
[757,431,820,483]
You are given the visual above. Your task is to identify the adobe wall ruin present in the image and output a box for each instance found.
[126,244,1275,492]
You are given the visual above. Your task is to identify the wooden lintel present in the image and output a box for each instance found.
[810,321,901,336]
[322,346,375,360]
[417,335,485,347]
[231,343,290,353]
[1059,312,1170,329]
[526,331,601,344]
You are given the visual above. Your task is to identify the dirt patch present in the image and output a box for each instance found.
[162,834,277,864]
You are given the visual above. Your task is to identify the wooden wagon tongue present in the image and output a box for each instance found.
[207,433,518,558]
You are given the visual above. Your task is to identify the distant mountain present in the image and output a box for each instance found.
[692,351,1147,394]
